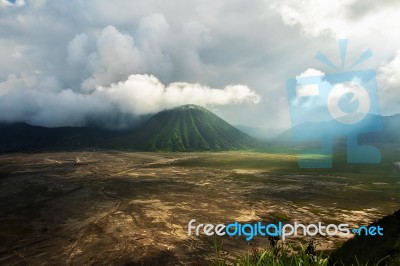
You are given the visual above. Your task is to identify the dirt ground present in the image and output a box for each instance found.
[0,151,398,265]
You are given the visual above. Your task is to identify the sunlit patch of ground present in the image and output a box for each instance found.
[0,151,398,265]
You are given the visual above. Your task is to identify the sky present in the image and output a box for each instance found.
[0,0,399,129]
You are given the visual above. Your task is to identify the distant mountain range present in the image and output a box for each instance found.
[276,113,400,145]
[0,106,398,153]
[0,105,259,153]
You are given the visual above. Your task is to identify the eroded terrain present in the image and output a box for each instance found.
[0,151,399,265]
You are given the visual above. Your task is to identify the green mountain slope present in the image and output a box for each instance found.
[128,104,259,151]
[0,105,259,152]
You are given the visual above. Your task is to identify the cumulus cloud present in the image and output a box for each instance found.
[272,0,400,120]
[0,73,104,127]
[378,50,400,115]
[291,66,389,124]
[0,0,399,130]
[292,68,327,111]
[67,33,89,66]
[99,74,260,115]
[77,25,146,91]
[0,17,261,128]
[66,17,209,90]
[0,73,260,127]
[296,68,325,79]
[272,0,400,39]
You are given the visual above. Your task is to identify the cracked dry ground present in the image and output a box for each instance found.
[0,151,398,265]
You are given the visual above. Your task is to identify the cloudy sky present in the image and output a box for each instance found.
[0,0,399,129]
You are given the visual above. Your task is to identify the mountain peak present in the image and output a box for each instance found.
[171,104,204,111]
[130,105,258,151]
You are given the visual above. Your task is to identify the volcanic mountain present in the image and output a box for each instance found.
[125,104,259,151]
[0,105,259,152]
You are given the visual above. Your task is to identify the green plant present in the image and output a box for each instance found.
[210,240,330,266]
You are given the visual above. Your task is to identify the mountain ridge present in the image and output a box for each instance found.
[277,113,400,144]
[0,105,260,152]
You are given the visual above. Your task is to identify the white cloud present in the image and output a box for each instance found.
[99,74,260,115]
[291,64,400,120]
[0,74,106,127]
[378,50,400,115]
[272,0,400,39]
[292,69,326,110]
[272,0,350,37]
[67,19,210,91]
[78,26,145,91]
[0,13,263,128]
[273,0,400,117]
[0,73,260,127]
[67,33,89,66]
[1,0,399,130]
[296,68,325,79]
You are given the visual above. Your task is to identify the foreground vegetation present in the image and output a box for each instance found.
[211,238,330,266]
[330,209,400,266]
[210,209,400,266]
[212,245,390,266]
